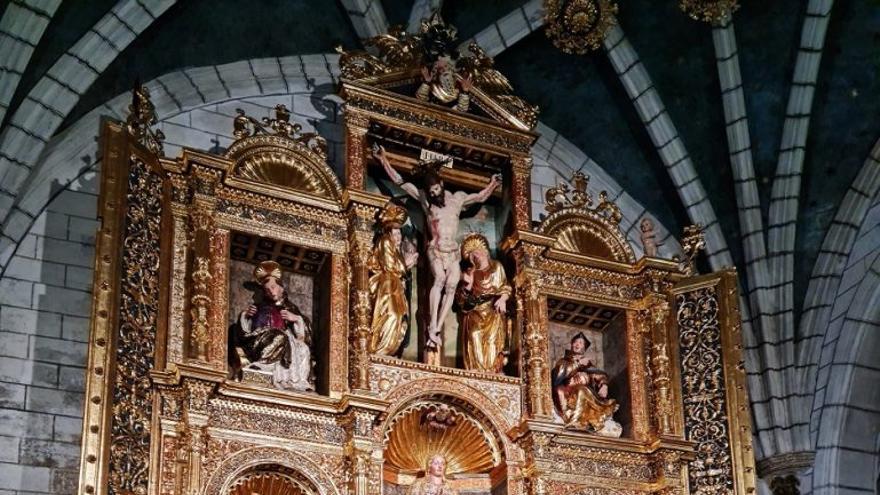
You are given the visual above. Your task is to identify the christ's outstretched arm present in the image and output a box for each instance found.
[372,145,420,200]
[462,174,501,206]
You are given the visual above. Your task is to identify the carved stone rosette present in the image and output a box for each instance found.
[545,0,619,55]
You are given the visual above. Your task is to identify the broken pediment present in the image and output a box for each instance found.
[336,11,538,131]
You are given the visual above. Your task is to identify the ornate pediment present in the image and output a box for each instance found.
[336,12,538,131]
[223,105,343,208]
[537,172,635,263]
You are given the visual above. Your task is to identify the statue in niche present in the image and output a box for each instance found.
[372,144,501,366]
[368,202,419,356]
[231,261,314,391]
[640,217,662,257]
[456,233,511,373]
[409,454,458,495]
[551,332,621,436]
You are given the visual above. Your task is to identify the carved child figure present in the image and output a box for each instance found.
[640,217,662,257]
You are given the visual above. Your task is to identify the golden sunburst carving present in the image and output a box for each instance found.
[538,173,635,263]
[224,106,343,205]
[540,210,635,263]
[553,221,615,259]
[227,471,310,495]
[384,403,500,476]
[234,146,340,198]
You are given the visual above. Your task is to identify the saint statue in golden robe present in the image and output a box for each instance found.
[368,203,418,356]
[408,455,458,495]
[456,233,510,373]
[551,333,621,437]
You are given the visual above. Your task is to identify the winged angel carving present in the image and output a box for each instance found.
[337,12,538,128]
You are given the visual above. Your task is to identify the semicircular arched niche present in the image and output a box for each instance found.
[538,209,636,263]
[384,401,501,478]
[226,464,318,495]
[224,132,344,208]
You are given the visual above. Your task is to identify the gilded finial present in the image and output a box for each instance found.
[545,172,625,222]
[230,105,327,158]
[677,224,706,275]
[125,85,165,156]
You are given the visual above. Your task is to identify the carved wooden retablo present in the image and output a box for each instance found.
[77,14,755,495]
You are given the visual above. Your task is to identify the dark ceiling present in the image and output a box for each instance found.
[10,0,880,320]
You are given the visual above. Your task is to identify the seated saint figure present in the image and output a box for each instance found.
[455,233,511,373]
[551,333,622,436]
[409,454,458,495]
[368,202,418,356]
[232,260,314,391]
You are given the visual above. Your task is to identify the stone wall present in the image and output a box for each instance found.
[0,172,97,494]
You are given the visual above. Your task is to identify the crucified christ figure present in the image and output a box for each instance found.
[373,145,500,364]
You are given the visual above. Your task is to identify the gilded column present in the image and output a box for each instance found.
[165,203,189,367]
[510,155,533,231]
[187,201,215,363]
[629,309,653,442]
[329,254,350,396]
[345,408,383,495]
[519,270,551,418]
[209,229,229,371]
[649,297,674,437]
[348,202,378,391]
[344,110,370,190]
[181,379,212,495]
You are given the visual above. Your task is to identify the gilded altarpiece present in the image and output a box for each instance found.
[78,19,755,495]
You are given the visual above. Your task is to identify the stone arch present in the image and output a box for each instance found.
[810,252,880,494]
[203,446,341,495]
[0,54,681,276]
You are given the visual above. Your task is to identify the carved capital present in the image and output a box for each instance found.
[184,379,214,417]
[344,109,371,131]
[756,451,815,481]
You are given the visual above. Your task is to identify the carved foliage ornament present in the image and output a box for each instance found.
[677,287,734,495]
[125,85,165,156]
[545,0,619,55]
[109,157,163,494]
[679,0,740,24]
[677,224,706,276]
